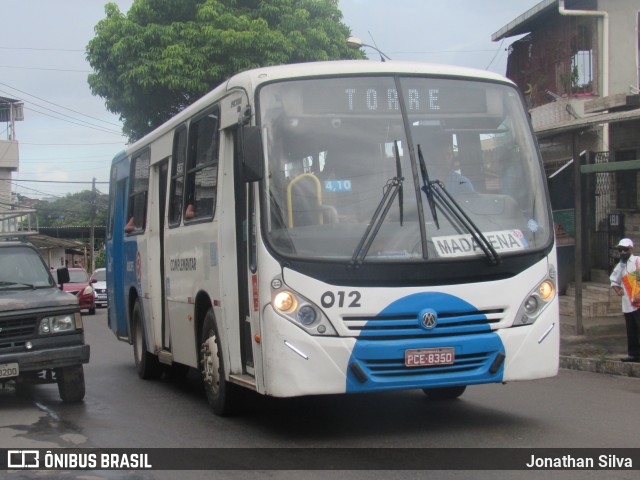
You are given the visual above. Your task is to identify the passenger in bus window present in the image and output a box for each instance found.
[185,203,195,219]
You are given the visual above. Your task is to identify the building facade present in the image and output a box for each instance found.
[494,0,640,288]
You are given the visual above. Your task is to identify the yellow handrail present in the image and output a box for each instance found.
[287,173,323,227]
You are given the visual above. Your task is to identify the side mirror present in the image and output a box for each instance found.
[57,267,70,289]
[241,126,264,182]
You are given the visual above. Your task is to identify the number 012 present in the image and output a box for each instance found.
[320,291,361,308]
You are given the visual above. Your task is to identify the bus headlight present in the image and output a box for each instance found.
[513,272,556,327]
[297,305,317,326]
[274,291,297,313]
[271,277,337,336]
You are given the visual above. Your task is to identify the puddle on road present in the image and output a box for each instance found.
[0,384,88,448]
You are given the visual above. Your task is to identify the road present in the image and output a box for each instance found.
[1,308,639,479]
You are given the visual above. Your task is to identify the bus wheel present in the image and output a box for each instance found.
[200,309,235,416]
[132,300,162,380]
[422,386,466,400]
[57,365,85,402]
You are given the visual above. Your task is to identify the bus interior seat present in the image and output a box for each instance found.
[287,173,323,227]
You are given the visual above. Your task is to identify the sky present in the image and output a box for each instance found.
[0,0,543,200]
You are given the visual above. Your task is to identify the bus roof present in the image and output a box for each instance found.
[122,60,514,157]
[227,60,511,89]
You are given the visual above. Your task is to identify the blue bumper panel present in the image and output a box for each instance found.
[345,292,505,392]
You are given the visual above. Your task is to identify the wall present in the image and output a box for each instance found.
[600,0,640,95]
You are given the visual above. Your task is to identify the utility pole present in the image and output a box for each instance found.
[90,177,96,273]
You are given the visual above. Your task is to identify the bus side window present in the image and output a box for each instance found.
[169,126,187,226]
[125,150,150,234]
[184,107,219,222]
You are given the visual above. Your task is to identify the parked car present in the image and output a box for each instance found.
[0,241,90,401]
[90,268,108,308]
[52,267,96,315]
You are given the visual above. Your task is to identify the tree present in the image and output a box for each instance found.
[34,191,109,229]
[87,0,362,141]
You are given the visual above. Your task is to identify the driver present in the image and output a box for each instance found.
[418,132,475,194]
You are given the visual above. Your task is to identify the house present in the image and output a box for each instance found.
[493,0,640,292]
[0,96,22,210]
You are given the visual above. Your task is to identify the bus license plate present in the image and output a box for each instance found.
[0,363,19,379]
[405,348,454,367]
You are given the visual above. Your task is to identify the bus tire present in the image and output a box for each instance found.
[132,300,162,380]
[57,365,85,402]
[200,309,236,416]
[422,385,466,400]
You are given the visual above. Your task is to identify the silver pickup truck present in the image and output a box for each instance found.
[0,241,90,402]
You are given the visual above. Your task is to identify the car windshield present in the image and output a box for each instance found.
[91,270,106,282]
[68,270,89,283]
[0,246,55,288]
[259,75,552,263]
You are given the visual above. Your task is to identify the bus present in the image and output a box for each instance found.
[106,60,558,415]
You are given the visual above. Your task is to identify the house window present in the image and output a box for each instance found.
[615,150,638,210]
[570,25,593,95]
[126,149,150,233]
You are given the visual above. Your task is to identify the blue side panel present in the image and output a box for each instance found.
[346,292,505,393]
[106,153,133,338]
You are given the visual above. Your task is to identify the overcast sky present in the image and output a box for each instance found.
[0,0,542,200]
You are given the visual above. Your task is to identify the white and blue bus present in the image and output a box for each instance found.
[106,61,558,415]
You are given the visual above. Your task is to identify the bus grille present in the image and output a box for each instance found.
[0,317,38,340]
[342,308,504,340]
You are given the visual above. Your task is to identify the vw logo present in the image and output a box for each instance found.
[420,311,438,329]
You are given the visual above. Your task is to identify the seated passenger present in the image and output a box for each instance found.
[418,132,475,194]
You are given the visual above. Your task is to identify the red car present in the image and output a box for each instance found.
[52,267,96,315]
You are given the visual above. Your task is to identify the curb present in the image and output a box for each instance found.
[560,355,640,377]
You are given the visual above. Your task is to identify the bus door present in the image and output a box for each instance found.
[234,131,256,375]
[110,177,129,338]
[156,160,169,349]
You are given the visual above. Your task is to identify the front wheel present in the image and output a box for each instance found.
[422,385,467,400]
[57,365,85,402]
[200,308,236,416]
[132,300,162,380]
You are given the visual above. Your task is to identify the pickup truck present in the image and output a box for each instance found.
[0,241,90,402]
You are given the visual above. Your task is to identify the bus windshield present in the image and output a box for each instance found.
[259,75,552,263]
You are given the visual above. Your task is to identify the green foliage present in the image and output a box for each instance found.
[94,249,106,269]
[35,190,109,229]
[87,0,363,141]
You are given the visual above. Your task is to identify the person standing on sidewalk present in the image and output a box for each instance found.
[610,238,640,362]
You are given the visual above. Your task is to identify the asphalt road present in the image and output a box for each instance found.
[1,308,639,480]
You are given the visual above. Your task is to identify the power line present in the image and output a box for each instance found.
[23,106,124,136]
[3,179,109,185]
[0,46,84,52]
[485,39,506,70]
[0,64,91,73]
[5,180,65,199]
[21,142,124,146]
[0,81,123,128]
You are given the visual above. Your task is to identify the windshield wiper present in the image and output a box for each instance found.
[416,144,499,265]
[394,140,404,226]
[417,144,439,229]
[350,147,404,267]
[430,180,502,265]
